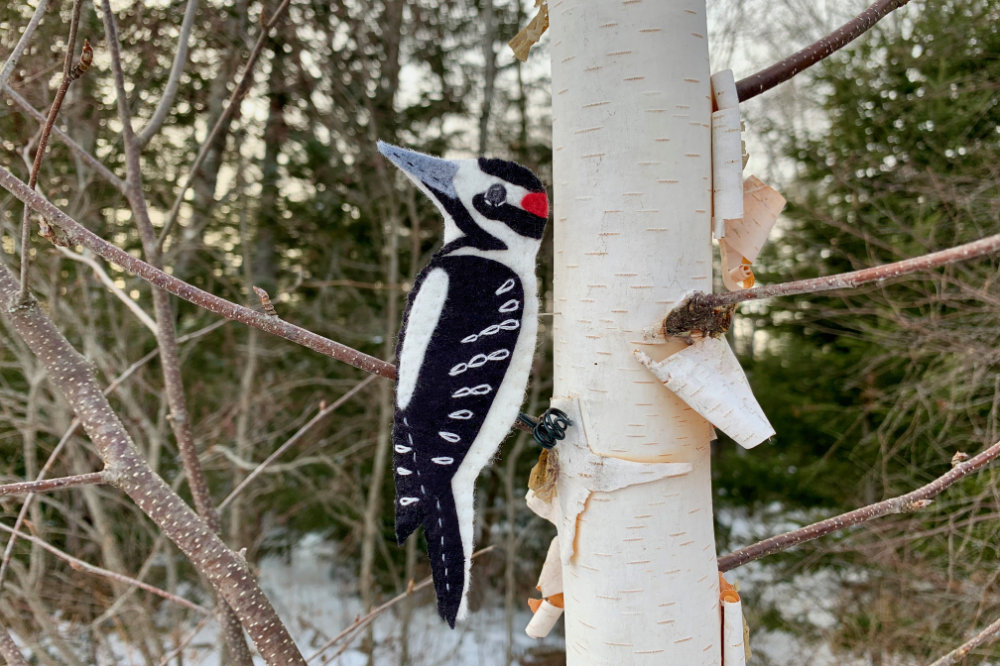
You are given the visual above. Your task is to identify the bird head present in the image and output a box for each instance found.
[378,142,548,259]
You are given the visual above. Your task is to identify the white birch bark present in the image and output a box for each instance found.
[550,0,720,662]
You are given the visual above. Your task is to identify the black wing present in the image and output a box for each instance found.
[392,253,524,625]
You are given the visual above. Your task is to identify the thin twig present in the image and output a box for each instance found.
[927,614,1000,666]
[0,471,106,497]
[156,615,214,665]
[0,262,307,663]
[137,0,200,147]
[0,163,396,377]
[0,0,51,90]
[58,246,158,333]
[97,0,253,659]
[704,232,1000,308]
[2,86,126,192]
[0,319,226,591]
[307,545,497,663]
[735,0,912,102]
[718,440,1000,572]
[157,0,292,249]
[0,522,210,614]
[17,0,89,303]
[218,375,377,510]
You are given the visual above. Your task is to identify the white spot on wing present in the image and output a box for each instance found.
[496,278,516,295]
[432,457,455,465]
[452,384,492,398]
[394,444,412,454]
[449,409,474,420]
[439,431,461,443]
[400,497,419,506]
[397,467,412,475]
[499,299,519,313]
[396,268,449,410]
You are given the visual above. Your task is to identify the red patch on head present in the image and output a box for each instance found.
[521,192,548,219]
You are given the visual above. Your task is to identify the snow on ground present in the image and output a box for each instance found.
[17,533,560,665]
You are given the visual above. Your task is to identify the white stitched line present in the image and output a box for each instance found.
[496,278,515,295]
[397,467,412,475]
[449,409,474,420]
[431,457,454,465]
[439,431,461,443]
[499,299,519,313]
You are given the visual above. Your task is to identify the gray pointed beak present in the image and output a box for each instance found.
[378,141,458,199]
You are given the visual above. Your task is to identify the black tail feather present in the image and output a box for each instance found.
[422,493,465,628]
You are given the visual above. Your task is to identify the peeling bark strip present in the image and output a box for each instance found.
[0,266,306,664]
[0,164,394,379]
[550,1,720,661]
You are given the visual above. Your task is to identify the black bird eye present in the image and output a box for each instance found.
[485,184,506,206]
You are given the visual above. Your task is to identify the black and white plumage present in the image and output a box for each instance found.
[378,142,548,627]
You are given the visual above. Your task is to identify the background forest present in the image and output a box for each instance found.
[0,0,998,663]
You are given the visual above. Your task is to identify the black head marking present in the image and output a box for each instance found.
[478,158,543,193]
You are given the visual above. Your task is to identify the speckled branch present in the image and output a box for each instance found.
[0,472,106,497]
[0,265,306,664]
[706,232,1000,308]
[0,621,28,666]
[735,0,912,102]
[928,613,1000,666]
[718,440,1000,572]
[0,163,395,379]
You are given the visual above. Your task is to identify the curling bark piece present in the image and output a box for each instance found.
[711,70,743,240]
[720,176,786,291]
[720,574,748,666]
[525,536,565,638]
[634,338,774,449]
[532,397,693,564]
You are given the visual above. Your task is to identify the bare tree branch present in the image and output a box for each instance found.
[218,375,377,510]
[0,262,307,663]
[718,440,1000,572]
[97,0,253,657]
[157,0,292,249]
[0,619,29,666]
[0,521,209,614]
[2,86,126,192]
[928,614,1000,666]
[137,0,200,147]
[0,0,50,90]
[57,247,158,333]
[0,471,106,497]
[735,0,912,102]
[307,545,497,663]
[0,163,396,378]
[17,0,89,303]
[707,232,1000,307]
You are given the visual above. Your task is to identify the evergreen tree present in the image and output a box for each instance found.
[717,1,1000,660]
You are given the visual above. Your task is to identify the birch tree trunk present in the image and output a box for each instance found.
[550,1,719,662]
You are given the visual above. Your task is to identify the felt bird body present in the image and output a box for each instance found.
[378,142,548,626]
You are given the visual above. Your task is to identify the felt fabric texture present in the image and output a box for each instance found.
[380,142,547,628]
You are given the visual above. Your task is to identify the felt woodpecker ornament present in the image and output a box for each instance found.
[378,142,548,627]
